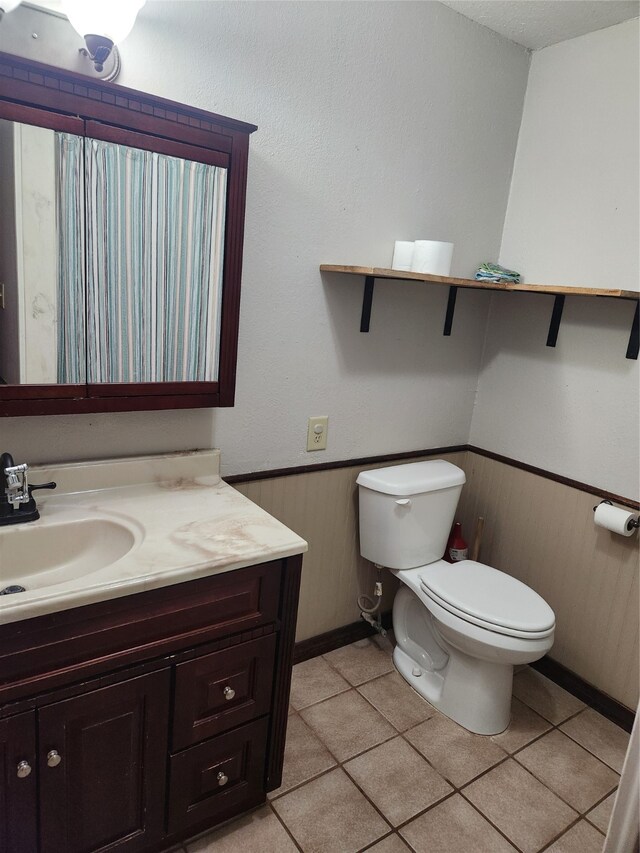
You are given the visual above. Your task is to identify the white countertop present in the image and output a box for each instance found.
[0,450,307,624]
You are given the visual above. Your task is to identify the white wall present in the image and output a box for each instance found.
[0,1,530,474]
[471,20,639,499]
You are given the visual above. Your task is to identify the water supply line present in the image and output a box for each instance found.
[358,565,387,636]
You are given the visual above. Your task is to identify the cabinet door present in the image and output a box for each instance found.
[0,711,37,853]
[38,669,170,853]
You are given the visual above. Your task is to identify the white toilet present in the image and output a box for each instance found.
[356,460,555,735]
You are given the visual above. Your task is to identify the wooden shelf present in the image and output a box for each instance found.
[320,265,640,300]
[319,265,640,358]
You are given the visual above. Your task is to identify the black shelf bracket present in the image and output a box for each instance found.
[443,286,458,336]
[360,275,375,332]
[546,295,565,347]
[627,302,639,360]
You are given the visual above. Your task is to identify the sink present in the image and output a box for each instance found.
[0,509,139,591]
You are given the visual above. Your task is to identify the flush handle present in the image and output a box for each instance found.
[395,499,411,506]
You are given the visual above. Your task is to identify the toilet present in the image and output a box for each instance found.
[356,460,555,735]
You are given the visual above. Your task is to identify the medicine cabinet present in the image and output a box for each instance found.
[0,52,257,416]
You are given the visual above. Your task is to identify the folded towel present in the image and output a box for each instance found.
[475,262,521,283]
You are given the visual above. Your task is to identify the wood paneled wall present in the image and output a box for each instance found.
[457,452,639,710]
[234,449,639,710]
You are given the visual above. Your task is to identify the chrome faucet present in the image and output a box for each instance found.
[0,452,56,526]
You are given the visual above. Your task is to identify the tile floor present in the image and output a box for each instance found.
[178,636,630,853]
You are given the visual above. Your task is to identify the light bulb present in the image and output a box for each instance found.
[0,0,23,14]
[63,0,145,44]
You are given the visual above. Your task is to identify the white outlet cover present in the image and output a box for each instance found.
[307,416,328,451]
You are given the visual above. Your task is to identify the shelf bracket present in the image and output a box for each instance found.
[360,275,375,332]
[443,286,458,336]
[627,302,639,360]
[546,295,565,348]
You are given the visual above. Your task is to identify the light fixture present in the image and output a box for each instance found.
[0,0,22,20]
[63,0,145,73]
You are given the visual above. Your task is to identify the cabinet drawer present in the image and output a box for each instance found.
[173,635,276,749]
[167,718,268,836]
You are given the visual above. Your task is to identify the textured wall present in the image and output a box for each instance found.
[0,1,529,474]
[471,20,639,499]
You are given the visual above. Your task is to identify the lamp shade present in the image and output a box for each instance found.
[64,0,145,43]
[0,0,23,13]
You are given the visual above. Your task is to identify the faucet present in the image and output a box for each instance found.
[0,452,57,526]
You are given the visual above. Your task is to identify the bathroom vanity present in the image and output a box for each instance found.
[0,451,307,853]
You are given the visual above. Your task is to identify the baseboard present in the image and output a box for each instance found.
[293,612,393,665]
[531,657,635,733]
[294,624,635,733]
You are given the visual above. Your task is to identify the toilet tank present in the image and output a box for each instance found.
[356,460,465,569]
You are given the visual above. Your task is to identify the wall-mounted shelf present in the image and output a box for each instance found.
[319,265,640,359]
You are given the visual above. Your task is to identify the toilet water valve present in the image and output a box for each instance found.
[375,581,383,597]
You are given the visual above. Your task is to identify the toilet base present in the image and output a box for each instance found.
[394,644,513,735]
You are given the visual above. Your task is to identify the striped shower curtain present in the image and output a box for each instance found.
[56,132,86,384]
[57,135,227,384]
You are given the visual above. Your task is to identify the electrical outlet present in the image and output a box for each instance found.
[307,416,328,451]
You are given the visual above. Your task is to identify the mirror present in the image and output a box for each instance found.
[0,120,227,386]
[0,120,85,385]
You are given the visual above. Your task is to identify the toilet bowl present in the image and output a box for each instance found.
[356,460,555,735]
[391,562,554,734]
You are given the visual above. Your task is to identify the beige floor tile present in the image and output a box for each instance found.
[185,806,298,852]
[268,714,337,798]
[516,729,618,812]
[544,820,606,853]
[358,670,436,732]
[399,794,517,853]
[323,637,395,686]
[300,689,395,761]
[272,768,389,853]
[560,709,630,773]
[513,668,586,725]
[344,737,452,826]
[491,697,552,753]
[365,835,412,853]
[405,713,506,787]
[289,656,350,711]
[463,759,578,853]
[586,791,616,834]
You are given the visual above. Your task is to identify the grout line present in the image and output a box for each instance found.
[267,800,305,852]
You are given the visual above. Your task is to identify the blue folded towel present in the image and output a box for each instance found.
[475,262,521,283]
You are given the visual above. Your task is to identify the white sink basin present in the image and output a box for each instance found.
[0,509,139,592]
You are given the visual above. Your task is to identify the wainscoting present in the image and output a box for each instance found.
[231,448,639,710]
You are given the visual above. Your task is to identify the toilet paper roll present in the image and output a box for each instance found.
[594,502,638,537]
[411,240,454,276]
[391,241,415,271]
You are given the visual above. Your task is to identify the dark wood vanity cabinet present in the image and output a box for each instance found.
[0,555,303,852]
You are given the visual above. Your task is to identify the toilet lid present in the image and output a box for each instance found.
[419,560,555,636]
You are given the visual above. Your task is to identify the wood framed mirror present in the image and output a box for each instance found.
[0,52,257,416]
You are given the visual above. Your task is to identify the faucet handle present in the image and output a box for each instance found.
[28,482,57,497]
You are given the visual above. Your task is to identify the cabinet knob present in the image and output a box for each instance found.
[223,686,235,701]
[217,771,228,787]
[17,760,32,779]
[46,750,62,768]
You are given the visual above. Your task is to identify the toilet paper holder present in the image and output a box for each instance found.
[593,500,640,530]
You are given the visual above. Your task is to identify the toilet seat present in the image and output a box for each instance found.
[419,560,555,640]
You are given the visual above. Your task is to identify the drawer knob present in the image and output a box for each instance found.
[17,760,32,779]
[217,771,228,787]
[223,686,235,701]
[46,750,62,768]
